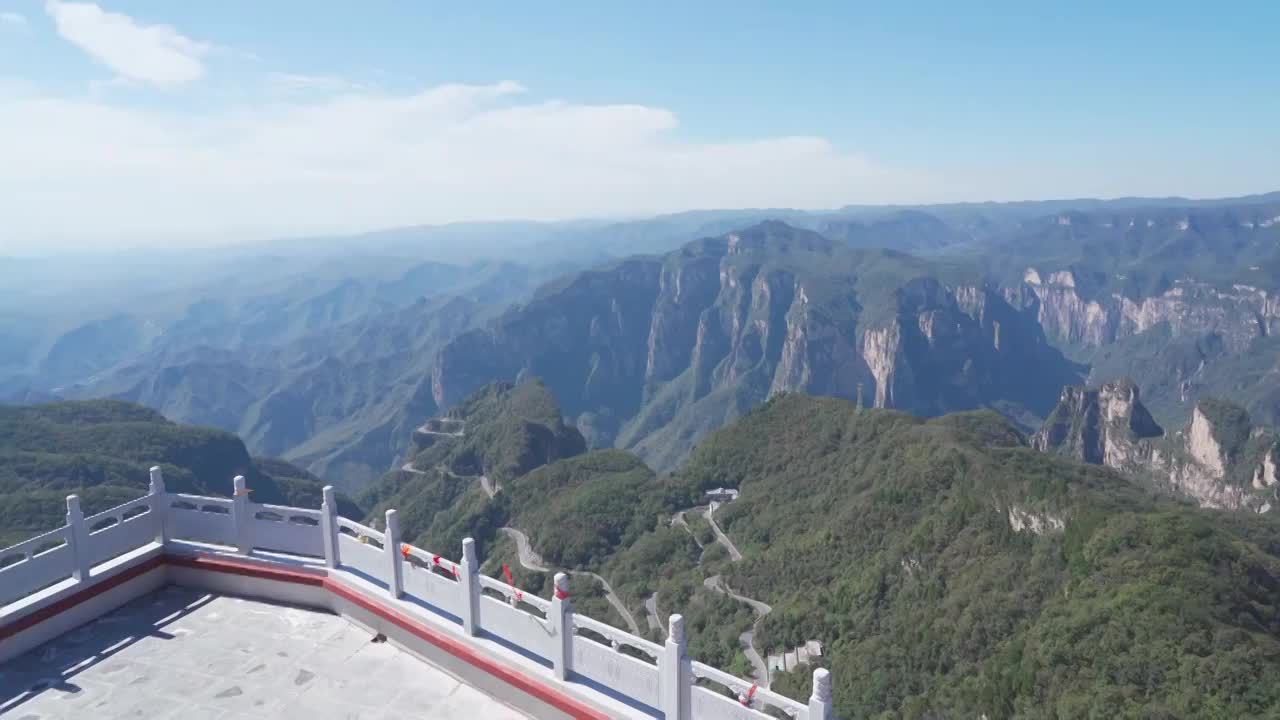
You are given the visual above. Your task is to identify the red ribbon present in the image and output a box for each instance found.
[502,564,523,602]
[400,544,411,558]
[427,554,459,579]
[554,587,570,600]
[740,684,757,707]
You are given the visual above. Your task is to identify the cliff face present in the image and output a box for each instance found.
[1019,269,1280,353]
[1031,378,1163,467]
[433,222,1083,470]
[1010,260,1280,433]
[432,256,663,449]
[1034,380,1278,513]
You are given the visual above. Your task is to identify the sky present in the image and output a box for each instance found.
[0,1,1277,252]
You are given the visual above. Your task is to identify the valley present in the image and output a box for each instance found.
[4,369,1279,718]
[5,194,1280,718]
[9,194,1280,495]
[6,7,1277,718]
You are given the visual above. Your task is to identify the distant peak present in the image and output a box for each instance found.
[719,220,833,255]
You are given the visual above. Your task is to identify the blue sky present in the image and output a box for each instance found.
[1,1,1277,250]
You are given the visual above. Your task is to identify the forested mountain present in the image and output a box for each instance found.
[358,383,1280,718]
[0,399,357,547]
[359,380,588,556]
[668,394,1280,718]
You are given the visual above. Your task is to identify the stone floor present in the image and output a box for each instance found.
[0,586,531,719]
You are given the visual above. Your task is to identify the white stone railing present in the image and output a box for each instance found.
[0,468,835,720]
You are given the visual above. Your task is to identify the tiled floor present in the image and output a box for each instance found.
[0,586,530,719]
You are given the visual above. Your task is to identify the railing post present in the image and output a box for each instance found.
[65,495,91,582]
[320,485,340,569]
[231,475,252,555]
[661,614,691,720]
[460,537,480,636]
[149,466,168,545]
[808,667,833,720]
[385,509,404,598]
[551,572,573,680]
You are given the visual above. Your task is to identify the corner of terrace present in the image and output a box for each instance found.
[1,467,836,720]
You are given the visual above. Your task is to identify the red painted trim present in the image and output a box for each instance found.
[0,554,166,642]
[321,578,610,720]
[165,553,325,587]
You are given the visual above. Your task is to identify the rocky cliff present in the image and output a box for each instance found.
[433,221,1083,470]
[1034,380,1278,512]
[986,201,1280,430]
[1018,269,1280,353]
[1031,378,1163,467]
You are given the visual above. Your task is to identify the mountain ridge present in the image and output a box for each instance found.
[0,399,358,546]
[371,383,1280,717]
[432,220,1084,470]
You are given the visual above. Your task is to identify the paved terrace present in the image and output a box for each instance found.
[1,586,528,720]
[0,469,836,720]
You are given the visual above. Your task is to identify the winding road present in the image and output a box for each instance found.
[499,527,641,635]
[500,527,552,572]
[670,509,706,549]
[438,464,498,498]
[405,417,775,674]
[401,460,498,499]
[703,502,743,562]
[670,509,691,532]
[691,501,773,687]
[415,421,465,437]
[704,575,772,688]
[643,593,662,633]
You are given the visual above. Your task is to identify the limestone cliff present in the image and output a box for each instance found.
[1031,378,1163,468]
[1035,380,1278,513]
[431,222,1085,470]
[1019,269,1280,353]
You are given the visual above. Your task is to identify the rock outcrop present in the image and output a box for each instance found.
[1018,269,1280,353]
[1031,378,1163,468]
[1035,380,1278,513]
[433,221,1083,470]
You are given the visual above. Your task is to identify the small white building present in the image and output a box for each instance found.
[704,487,740,503]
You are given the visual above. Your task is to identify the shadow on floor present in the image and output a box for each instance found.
[0,586,215,714]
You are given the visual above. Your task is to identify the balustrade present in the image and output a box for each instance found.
[0,469,835,720]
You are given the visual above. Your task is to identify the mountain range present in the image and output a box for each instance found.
[433,197,1280,473]
[5,193,1279,493]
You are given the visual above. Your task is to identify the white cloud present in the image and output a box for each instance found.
[44,1,208,89]
[0,80,933,250]
[0,11,27,29]
[266,72,366,95]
